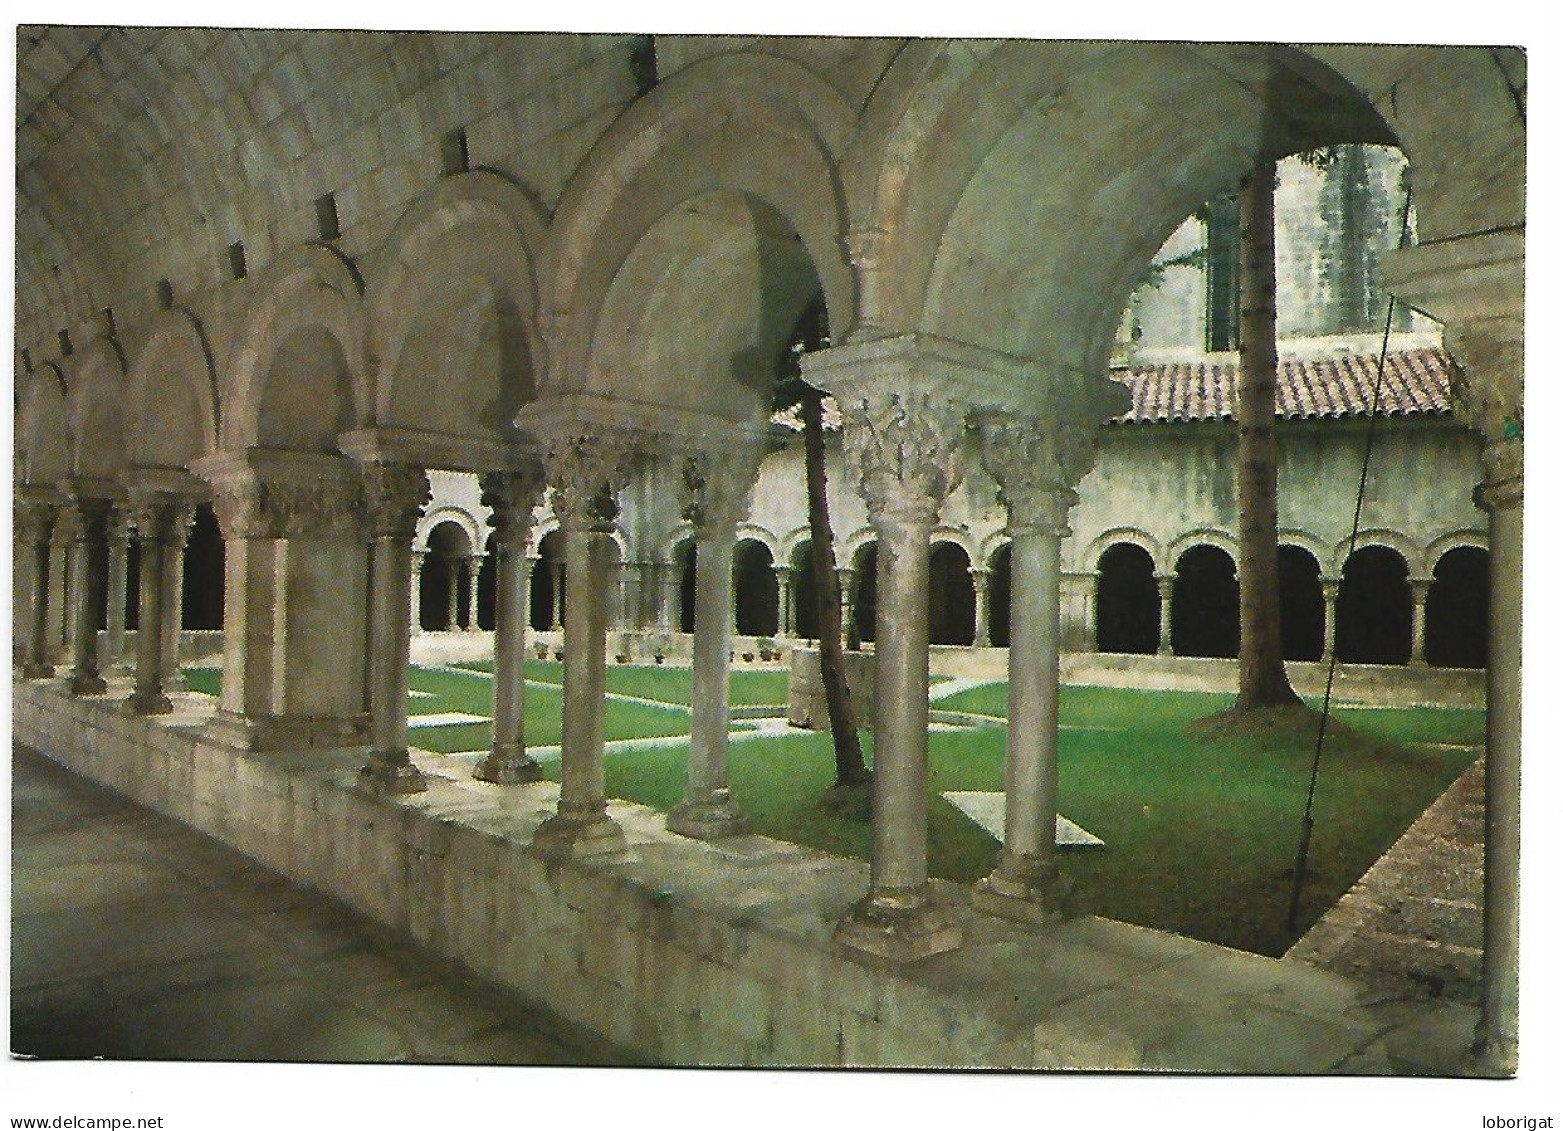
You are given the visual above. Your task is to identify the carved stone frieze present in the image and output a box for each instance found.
[839,389,966,529]
[480,463,546,550]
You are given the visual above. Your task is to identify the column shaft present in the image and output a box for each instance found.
[68,502,109,696]
[360,535,424,792]
[446,564,461,630]
[1410,580,1431,666]
[1156,575,1175,656]
[476,487,543,785]
[104,527,129,672]
[972,569,992,647]
[160,518,189,691]
[669,525,748,837]
[410,552,425,634]
[468,556,483,631]
[551,562,565,631]
[26,537,54,676]
[129,510,172,714]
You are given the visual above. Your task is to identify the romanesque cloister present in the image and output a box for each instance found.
[13,31,1523,1073]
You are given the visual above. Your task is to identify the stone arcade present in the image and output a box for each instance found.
[13,31,1523,1072]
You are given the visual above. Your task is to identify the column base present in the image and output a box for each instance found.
[667,790,750,840]
[204,708,370,753]
[125,690,174,716]
[531,802,628,861]
[359,753,428,795]
[834,886,963,963]
[972,854,1076,926]
[69,672,108,696]
[473,744,545,784]
[21,662,55,680]
[1466,1024,1518,1077]
[162,669,189,693]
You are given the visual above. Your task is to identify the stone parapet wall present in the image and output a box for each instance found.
[11,678,1467,1072]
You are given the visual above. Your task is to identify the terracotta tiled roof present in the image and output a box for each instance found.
[1109,348,1454,425]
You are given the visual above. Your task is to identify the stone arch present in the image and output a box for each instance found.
[1278,529,1331,572]
[841,526,879,564]
[1171,543,1240,659]
[779,525,814,565]
[1332,529,1421,578]
[416,506,483,556]
[1166,528,1240,578]
[1277,543,1326,661]
[64,336,130,481]
[978,530,1012,569]
[928,538,975,646]
[1095,541,1159,655]
[733,537,779,637]
[929,525,978,562]
[366,173,548,461]
[1336,543,1414,664]
[850,40,1397,394]
[1426,545,1489,669]
[1082,525,1162,576]
[1422,529,1488,580]
[547,52,856,421]
[734,522,782,563]
[17,364,72,488]
[125,308,220,470]
[220,244,366,452]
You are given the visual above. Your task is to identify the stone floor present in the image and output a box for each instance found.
[10,743,628,1064]
[1287,757,1484,1004]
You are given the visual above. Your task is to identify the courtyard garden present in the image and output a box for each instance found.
[183,661,1482,956]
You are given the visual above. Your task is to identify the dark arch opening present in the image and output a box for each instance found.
[421,521,473,631]
[676,538,696,634]
[125,538,141,632]
[988,543,1012,648]
[1425,546,1489,669]
[1172,544,1239,658]
[530,530,564,632]
[790,541,819,640]
[182,503,225,630]
[852,543,878,647]
[928,542,975,646]
[1279,545,1325,661]
[1336,544,1412,664]
[476,541,496,631]
[1095,542,1158,654]
[733,539,779,637]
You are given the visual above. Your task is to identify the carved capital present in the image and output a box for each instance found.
[1442,321,1523,498]
[543,431,636,533]
[205,459,365,540]
[840,390,966,531]
[677,442,762,536]
[979,414,1095,536]
[361,462,430,541]
[65,493,114,543]
[481,463,546,550]
[14,499,58,547]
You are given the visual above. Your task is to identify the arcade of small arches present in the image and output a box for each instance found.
[12,34,1522,1069]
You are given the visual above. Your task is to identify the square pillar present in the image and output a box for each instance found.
[195,449,371,753]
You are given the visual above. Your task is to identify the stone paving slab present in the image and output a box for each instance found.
[942,790,1105,847]
[10,744,628,1065]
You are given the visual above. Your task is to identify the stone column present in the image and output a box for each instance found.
[102,512,130,674]
[445,560,462,631]
[530,432,636,859]
[1155,572,1176,656]
[1320,578,1341,663]
[668,443,762,839]
[160,504,195,692]
[65,492,114,696]
[475,465,546,784]
[1409,578,1432,666]
[123,497,176,714]
[359,463,431,794]
[1063,570,1097,653]
[196,449,371,753]
[657,560,680,632]
[467,554,484,631]
[47,518,72,666]
[775,565,795,637]
[972,417,1094,924]
[410,549,427,635]
[550,561,566,631]
[833,390,965,962]
[16,495,57,678]
[616,560,637,629]
[970,567,992,647]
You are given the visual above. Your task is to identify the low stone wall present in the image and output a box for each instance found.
[11,677,1474,1072]
[790,647,1483,727]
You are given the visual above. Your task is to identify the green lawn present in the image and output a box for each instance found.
[182,660,1480,956]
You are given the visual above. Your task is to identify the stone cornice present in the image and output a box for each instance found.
[1379,228,1524,326]
[339,426,538,476]
[123,467,209,503]
[515,393,769,456]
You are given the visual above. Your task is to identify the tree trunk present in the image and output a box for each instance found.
[802,386,870,786]
[1235,163,1302,708]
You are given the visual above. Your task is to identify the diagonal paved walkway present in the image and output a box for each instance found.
[10,744,628,1064]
